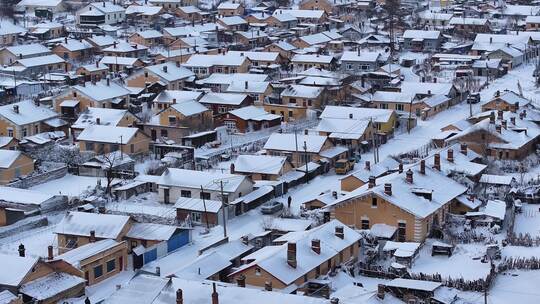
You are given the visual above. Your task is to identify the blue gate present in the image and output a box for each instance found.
[143,248,157,264]
[167,230,190,253]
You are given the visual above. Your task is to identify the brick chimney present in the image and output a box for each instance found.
[384,183,392,196]
[163,65,168,73]
[89,230,96,243]
[489,111,495,124]
[368,176,376,188]
[406,169,413,184]
[460,143,467,155]
[264,281,272,291]
[311,239,321,254]
[434,153,441,171]
[230,163,235,174]
[13,105,19,114]
[447,148,454,163]
[18,244,25,257]
[211,283,219,304]
[287,242,297,268]
[48,245,54,260]
[420,159,425,174]
[398,162,403,173]
[236,275,246,287]
[176,289,183,304]
[335,226,344,239]
[365,161,370,171]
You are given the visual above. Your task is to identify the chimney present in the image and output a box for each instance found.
[96,61,99,68]
[13,105,19,114]
[519,111,525,120]
[244,81,248,90]
[330,298,339,304]
[115,284,121,290]
[236,275,246,287]
[176,289,183,304]
[427,89,431,95]
[406,169,413,184]
[64,37,68,44]
[96,118,101,125]
[113,41,117,48]
[447,148,454,162]
[332,191,338,199]
[89,230,96,242]
[497,110,503,120]
[398,162,403,173]
[502,120,507,129]
[384,183,392,196]
[156,267,161,276]
[230,163,235,174]
[163,65,168,73]
[287,242,297,268]
[489,111,495,124]
[377,284,385,299]
[48,245,54,260]
[304,129,308,135]
[241,235,248,245]
[496,124,502,134]
[211,283,219,304]
[335,225,344,239]
[172,98,177,104]
[264,281,272,291]
[510,116,516,125]
[365,161,370,171]
[349,113,353,119]
[523,110,527,118]
[311,239,321,254]
[368,176,376,188]
[18,244,25,257]
[490,37,493,44]
[428,151,441,171]
[460,143,467,155]
[420,159,425,174]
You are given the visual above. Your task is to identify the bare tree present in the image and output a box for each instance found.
[98,151,123,196]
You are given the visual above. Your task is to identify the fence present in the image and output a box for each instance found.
[7,165,68,189]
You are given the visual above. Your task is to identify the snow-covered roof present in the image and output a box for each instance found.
[55,239,124,267]
[0,100,58,126]
[87,1,124,13]
[54,211,131,239]
[199,92,248,106]
[316,118,370,139]
[4,43,50,57]
[135,29,163,38]
[100,56,141,66]
[385,278,441,292]
[158,168,249,193]
[226,81,270,94]
[423,145,486,177]
[183,54,247,68]
[291,54,334,64]
[383,241,420,258]
[264,133,328,153]
[340,50,381,63]
[402,30,441,40]
[175,197,222,213]
[449,17,488,25]
[125,5,163,16]
[456,194,482,210]
[346,157,400,183]
[480,174,515,185]
[72,107,130,129]
[0,150,25,169]
[19,272,85,301]
[163,23,224,37]
[369,223,397,239]
[0,20,26,36]
[281,84,323,98]
[320,105,394,123]
[86,35,116,47]
[145,62,195,82]
[77,125,140,144]
[153,90,203,104]
[103,41,147,53]
[169,100,209,116]
[196,73,268,85]
[0,253,38,287]
[73,80,130,101]
[272,9,324,19]
[268,218,312,232]
[56,39,93,52]
[218,16,247,26]
[218,1,241,9]
[0,186,55,205]
[503,4,540,16]
[15,54,64,67]
[172,250,232,280]
[0,290,17,304]
[228,106,280,121]
[234,154,287,175]
[126,223,178,241]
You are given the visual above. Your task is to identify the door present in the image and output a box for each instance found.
[151,129,156,140]
[167,230,190,252]
[398,222,406,242]
[164,188,170,204]
[119,256,123,271]
[143,248,158,264]
[133,254,143,269]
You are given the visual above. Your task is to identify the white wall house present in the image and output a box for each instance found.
[76,2,125,27]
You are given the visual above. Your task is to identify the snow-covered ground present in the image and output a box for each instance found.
[513,204,540,237]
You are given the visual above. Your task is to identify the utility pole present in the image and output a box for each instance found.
[215,180,228,238]
[370,118,377,164]
[303,141,309,184]
[200,185,210,231]
[119,135,123,159]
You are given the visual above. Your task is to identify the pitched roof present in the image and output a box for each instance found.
[0,254,38,287]
[0,100,58,125]
[73,80,130,101]
[158,168,249,193]
[54,211,131,239]
[145,62,195,82]
[54,239,123,267]
[77,125,140,144]
[234,154,287,175]
[264,133,328,153]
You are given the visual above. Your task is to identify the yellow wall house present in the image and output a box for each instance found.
[0,100,60,140]
[0,150,34,184]
[229,220,361,291]
[77,125,151,156]
[326,160,467,242]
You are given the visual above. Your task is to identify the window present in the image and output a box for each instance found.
[7,128,13,137]
[255,268,261,276]
[347,64,353,70]
[200,192,211,200]
[168,116,177,125]
[110,144,119,151]
[106,259,116,272]
[160,129,168,137]
[181,190,192,198]
[396,104,404,111]
[130,241,138,250]
[361,219,369,230]
[218,106,227,113]
[22,128,27,137]
[398,222,406,242]
[94,265,103,278]
[190,211,202,223]
[371,197,377,208]
[380,103,388,109]
[288,110,293,118]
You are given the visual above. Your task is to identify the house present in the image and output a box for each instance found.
[176,6,205,22]
[157,168,254,203]
[299,0,355,15]
[221,106,281,133]
[129,30,163,47]
[196,73,269,93]
[150,90,204,113]
[225,81,272,105]
[182,54,250,78]
[8,54,67,77]
[272,9,326,23]
[0,20,26,46]
[0,43,51,66]
[380,278,443,303]
[417,11,453,28]
[266,11,298,29]
[232,154,293,181]
[0,253,85,303]
[482,90,529,112]
[79,151,134,177]
[0,100,61,140]
[0,150,34,184]
[291,54,335,71]
[102,41,148,58]
[300,189,347,210]
[217,1,245,16]
[235,30,270,48]
[486,46,524,69]
[471,59,504,78]
[340,50,385,73]
[0,186,66,216]
[199,92,252,119]
[175,197,223,226]
[54,211,132,254]
[77,2,125,27]
[263,133,337,167]
[149,0,198,12]
[50,239,128,285]
[24,21,63,40]
[76,62,109,82]
[54,79,131,118]
[217,16,248,31]
[265,84,324,122]
[292,31,342,49]
[99,56,145,73]
[126,62,195,91]
[15,0,65,14]
[125,5,164,23]
[264,41,297,59]
[155,98,213,132]
[423,144,487,181]
[77,125,151,156]
[229,220,360,291]
[315,115,374,151]
[340,157,400,192]
[402,30,443,52]
[326,160,467,242]
[320,106,397,135]
[0,136,17,150]
[526,16,540,31]
[85,35,117,51]
[51,38,94,61]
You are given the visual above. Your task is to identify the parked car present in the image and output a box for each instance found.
[260,201,284,214]
[467,93,480,104]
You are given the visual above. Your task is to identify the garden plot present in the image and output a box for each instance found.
[513,204,540,237]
